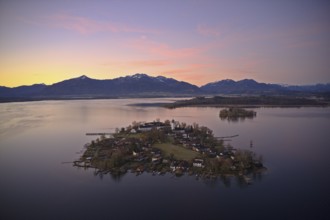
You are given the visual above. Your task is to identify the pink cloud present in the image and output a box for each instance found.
[102,59,171,67]
[195,21,328,52]
[162,68,192,75]
[159,63,213,83]
[197,24,221,37]
[46,13,159,35]
[128,60,171,67]
[127,38,205,59]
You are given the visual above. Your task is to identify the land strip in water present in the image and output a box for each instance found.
[163,96,329,109]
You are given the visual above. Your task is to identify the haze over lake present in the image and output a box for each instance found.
[0,99,329,220]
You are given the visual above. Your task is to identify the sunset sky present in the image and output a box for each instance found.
[1,0,329,87]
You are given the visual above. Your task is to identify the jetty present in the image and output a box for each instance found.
[86,133,113,136]
[216,134,239,139]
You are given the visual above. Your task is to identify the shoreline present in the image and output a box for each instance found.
[1,94,329,107]
[163,96,329,109]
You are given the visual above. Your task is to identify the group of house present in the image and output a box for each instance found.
[135,121,230,164]
[135,120,219,156]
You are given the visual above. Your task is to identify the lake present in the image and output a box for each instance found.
[0,99,329,220]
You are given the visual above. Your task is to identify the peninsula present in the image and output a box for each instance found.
[74,120,265,181]
[164,96,329,108]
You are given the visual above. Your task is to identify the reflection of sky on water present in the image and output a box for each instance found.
[0,102,52,137]
[262,107,330,118]
[0,98,187,142]
[0,100,329,220]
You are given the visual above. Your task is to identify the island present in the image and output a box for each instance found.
[219,107,257,121]
[74,120,265,182]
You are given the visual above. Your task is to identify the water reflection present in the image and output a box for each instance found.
[220,116,256,123]
[251,170,265,182]
[236,176,251,188]
[220,175,232,188]
[109,172,126,182]
[0,100,329,220]
[202,177,219,188]
[89,169,265,187]
[91,168,127,182]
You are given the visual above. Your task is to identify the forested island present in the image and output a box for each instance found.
[219,107,257,121]
[164,96,329,108]
[74,120,265,182]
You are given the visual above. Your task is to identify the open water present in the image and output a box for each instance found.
[0,99,329,220]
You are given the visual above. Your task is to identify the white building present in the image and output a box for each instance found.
[193,159,204,168]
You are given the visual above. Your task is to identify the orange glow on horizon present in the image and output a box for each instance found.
[0,67,227,88]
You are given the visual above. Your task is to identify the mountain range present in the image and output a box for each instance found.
[1,73,330,101]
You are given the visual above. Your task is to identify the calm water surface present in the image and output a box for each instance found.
[0,99,329,220]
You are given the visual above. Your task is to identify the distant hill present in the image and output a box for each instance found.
[1,74,329,101]
[0,84,47,97]
[0,74,201,99]
[285,84,330,93]
[200,79,286,95]
[201,79,330,95]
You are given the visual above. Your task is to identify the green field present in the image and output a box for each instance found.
[153,143,199,161]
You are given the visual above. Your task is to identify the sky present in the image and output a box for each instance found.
[0,0,329,87]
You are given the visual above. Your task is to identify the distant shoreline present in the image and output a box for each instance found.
[0,95,186,104]
[163,96,329,109]
[1,95,329,108]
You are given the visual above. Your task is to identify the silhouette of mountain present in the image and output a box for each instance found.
[0,74,200,98]
[0,84,47,97]
[200,79,285,94]
[1,74,329,101]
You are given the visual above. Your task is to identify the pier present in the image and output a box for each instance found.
[86,133,113,136]
[216,134,239,139]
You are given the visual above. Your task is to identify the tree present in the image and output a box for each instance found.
[126,125,132,132]
[208,158,220,173]
[109,151,124,168]
[219,158,233,172]
[235,150,253,169]
[181,122,187,129]
[193,122,199,130]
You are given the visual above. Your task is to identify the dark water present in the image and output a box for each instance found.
[0,99,329,220]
